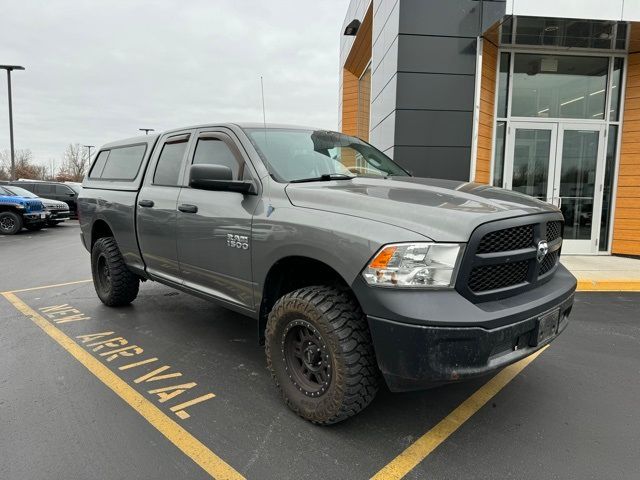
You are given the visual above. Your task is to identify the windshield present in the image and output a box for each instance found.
[3,185,38,198]
[244,128,410,182]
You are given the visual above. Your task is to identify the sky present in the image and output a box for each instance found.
[0,0,347,169]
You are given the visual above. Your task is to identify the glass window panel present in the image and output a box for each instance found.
[599,125,618,251]
[609,58,624,121]
[511,128,551,200]
[89,150,109,179]
[492,122,506,187]
[153,141,188,186]
[615,23,628,50]
[558,130,599,240]
[500,17,513,44]
[497,53,510,118]
[514,17,615,49]
[100,144,147,180]
[511,54,608,119]
[193,138,240,179]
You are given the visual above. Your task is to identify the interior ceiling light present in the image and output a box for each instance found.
[344,19,361,36]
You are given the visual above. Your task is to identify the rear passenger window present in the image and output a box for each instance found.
[35,184,54,195]
[99,144,147,180]
[193,138,242,179]
[55,185,74,195]
[89,150,110,178]
[154,139,189,186]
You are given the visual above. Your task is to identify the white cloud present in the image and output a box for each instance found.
[0,0,347,165]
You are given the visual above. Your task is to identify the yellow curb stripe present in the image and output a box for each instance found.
[2,291,245,480]
[576,279,640,292]
[371,346,549,480]
[3,279,93,294]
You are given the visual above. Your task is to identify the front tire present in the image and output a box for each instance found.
[266,286,379,424]
[91,236,140,306]
[0,211,22,235]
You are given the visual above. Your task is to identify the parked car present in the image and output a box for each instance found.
[11,180,78,217]
[0,189,49,235]
[79,124,576,424]
[0,185,71,226]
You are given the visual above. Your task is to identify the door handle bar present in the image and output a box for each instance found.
[138,199,154,208]
[178,204,198,213]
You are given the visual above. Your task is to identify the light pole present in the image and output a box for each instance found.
[139,128,155,135]
[1,65,25,181]
[83,145,95,175]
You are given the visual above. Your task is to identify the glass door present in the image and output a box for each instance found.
[552,124,606,254]
[503,122,557,202]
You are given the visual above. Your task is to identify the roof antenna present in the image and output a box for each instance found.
[260,76,268,141]
[261,76,274,215]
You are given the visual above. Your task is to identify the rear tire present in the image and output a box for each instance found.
[91,236,140,306]
[0,211,22,235]
[265,286,379,424]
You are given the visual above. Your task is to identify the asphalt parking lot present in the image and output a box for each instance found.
[1,222,639,479]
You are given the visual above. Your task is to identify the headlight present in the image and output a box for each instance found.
[362,242,463,288]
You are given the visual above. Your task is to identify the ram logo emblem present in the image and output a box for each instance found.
[227,234,249,250]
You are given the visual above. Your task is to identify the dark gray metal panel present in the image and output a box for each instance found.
[482,0,507,33]
[398,0,482,38]
[393,146,472,180]
[396,73,475,111]
[394,110,473,147]
[397,35,477,75]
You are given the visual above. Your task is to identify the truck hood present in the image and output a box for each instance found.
[285,177,557,242]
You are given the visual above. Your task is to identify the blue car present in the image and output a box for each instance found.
[0,188,49,235]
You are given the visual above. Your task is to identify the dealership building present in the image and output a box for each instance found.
[339,0,640,256]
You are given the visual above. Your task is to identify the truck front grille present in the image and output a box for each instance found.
[456,214,564,302]
[468,261,529,292]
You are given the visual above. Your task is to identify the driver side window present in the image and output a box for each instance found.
[193,138,242,180]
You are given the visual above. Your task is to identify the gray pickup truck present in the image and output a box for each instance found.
[79,123,576,424]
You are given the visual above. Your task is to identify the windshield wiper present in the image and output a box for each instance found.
[290,174,355,183]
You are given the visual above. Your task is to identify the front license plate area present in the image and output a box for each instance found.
[40,213,46,219]
[532,309,560,346]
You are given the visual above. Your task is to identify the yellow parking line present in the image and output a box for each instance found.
[3,279,93,294]
[576,279,640,292]
[371,346,549,480]
[1,291,245,480]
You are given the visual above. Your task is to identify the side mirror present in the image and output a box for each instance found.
[189,164,255,194]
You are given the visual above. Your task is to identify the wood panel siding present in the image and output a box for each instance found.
[613,23,640,255]
[341,4,372,139]
[474,37,498,184]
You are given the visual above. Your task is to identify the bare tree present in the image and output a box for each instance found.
[58,143,88,182]
[0,148,44,179]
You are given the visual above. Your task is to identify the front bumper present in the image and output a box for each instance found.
[23,211,49,225]
[47,210,71,221]
[354,265,577,391]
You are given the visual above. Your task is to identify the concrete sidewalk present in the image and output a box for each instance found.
[561,255,640,291]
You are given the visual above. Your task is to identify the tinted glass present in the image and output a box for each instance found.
[511,54,608,119]
[35,184,54,194]
[245,129,409,182]
[609,58,624,122]
[193,138,240,179]
[4,185,37,197]
[559,129,600,240]
[511,128,551,200]
[100,144,146,180]
[514,17,615,49]
[154,140,188,186]
[600,125,618,251]
[492,122,506,187]
[497,53,510,118]
[55,185,74,195]
[89,150,110,178]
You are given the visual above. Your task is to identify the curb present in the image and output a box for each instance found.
[576,279,640,292]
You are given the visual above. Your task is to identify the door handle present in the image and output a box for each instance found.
[178,204,198,213]
[138,199,154,208]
